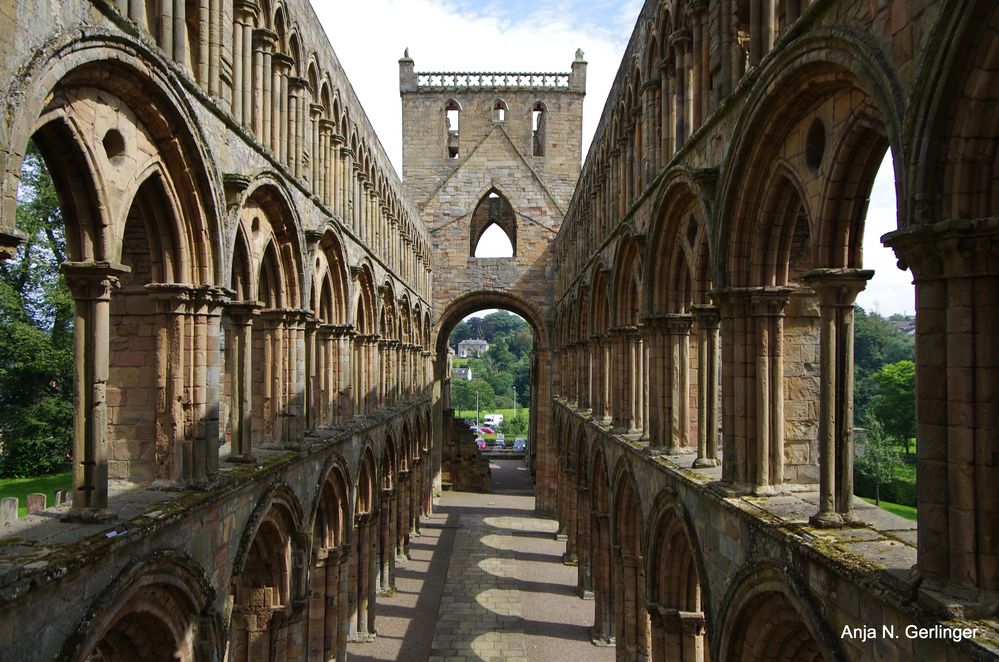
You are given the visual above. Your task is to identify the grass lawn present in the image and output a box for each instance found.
[0,471,72,517]
[861,497,917,521]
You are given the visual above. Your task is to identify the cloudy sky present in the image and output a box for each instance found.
[313,0,913,317]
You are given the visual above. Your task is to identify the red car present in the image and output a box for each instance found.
[475,438,487,450]
[479,426,495,434]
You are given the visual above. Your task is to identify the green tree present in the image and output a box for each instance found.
[855,417,903,506]
[868,360,916,455]
[854,308,914,422]
[506,410,529,435]
[486,338,515,371]
[0,141,74,477]
[451,379,496,413]
[450,320,472,346]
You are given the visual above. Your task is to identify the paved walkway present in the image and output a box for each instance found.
[348,460,612,662]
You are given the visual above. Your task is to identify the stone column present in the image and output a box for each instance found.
[225,302,260,462]
[671,29,690,146]
[310,104,323,193]
[688,1,706,130]
[752,289,791,492]
[319,120,335,206]
[253,28,276,139]
[271,53,292,158]
[716,287,791,493]
[690,305,721,467]
[305,318,320,430]
[61,262,128,521]
[804,269,873,527]
[628,328,645,435]
[751,0,775,65]
[146,283,193,486]
[337,326,354,420]
[665,314,693,453]
[289,77,307,180]
[644,316,667,450]
[379,488,395,593]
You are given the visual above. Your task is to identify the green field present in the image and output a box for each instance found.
[861,497,917,521]
[0,471,72,517]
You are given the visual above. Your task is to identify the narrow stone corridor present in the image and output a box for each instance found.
[348,460,611,662]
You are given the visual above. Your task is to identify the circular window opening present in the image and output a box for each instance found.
[805,119,825,170]
[102,129,126,160]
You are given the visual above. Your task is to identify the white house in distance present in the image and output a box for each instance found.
[453,367,473,381]
[457,339,490,358]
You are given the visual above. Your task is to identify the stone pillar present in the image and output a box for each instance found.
[804,269,873,527]
[664,315,694,452]
[305,318,319,430]
[600,334,613,424]
[690,305,721,467]
[225,302,260,462]
[627,328,644,434]
[751,0,774,65]
[146,283,193,485]
[61,262,129,521]
[253,28,276,139]
[689,1,706,130]
[644,316,668,450]
[272,53,293,159]
[671,29,691,146]
[717,287,792,493]
[885,221,999,600]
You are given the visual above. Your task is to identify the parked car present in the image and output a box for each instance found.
[512,438,526,451]
[468,424,481,433]
[489,437,506,450]
[479,426,495,434]
[475,438,487,450]
[495,433,505,442]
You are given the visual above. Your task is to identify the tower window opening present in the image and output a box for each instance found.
[493,99,507,122]
[446,99,461,159]
[531,102,546,156]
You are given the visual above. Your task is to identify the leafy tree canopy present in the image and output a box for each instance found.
[0,141,74,477]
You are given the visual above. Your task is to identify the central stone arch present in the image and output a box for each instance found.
[430,290,554,508]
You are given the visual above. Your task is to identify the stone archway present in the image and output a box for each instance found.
[430,290,553,508]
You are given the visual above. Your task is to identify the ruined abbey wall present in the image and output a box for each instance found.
[548,0,999,659]
[0,1,436,659]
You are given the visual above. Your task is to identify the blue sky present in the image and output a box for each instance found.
[315,0,913,317]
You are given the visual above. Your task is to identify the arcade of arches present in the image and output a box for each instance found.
[0,0,996,661]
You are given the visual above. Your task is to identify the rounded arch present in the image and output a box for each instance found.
[1,37,224,285]
[65,551,219,662]
[232,174,306,308]
[351,260,377,334]
[716,564,840,662]
[610,235,644,326]
[433,290,549,356]
[905,0,999,225]
[644,494,712,660]
[355,444,378,516]
[232,483,305,578]
[645,168,714,313]
[715,29,906,284]
[308,453,354,548]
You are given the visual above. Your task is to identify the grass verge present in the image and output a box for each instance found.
[860,496,917,521]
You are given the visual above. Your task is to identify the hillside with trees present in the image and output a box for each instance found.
[449,311,533,433]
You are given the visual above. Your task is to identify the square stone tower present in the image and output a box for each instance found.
[399,51,587,210]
